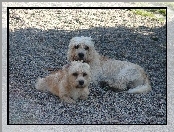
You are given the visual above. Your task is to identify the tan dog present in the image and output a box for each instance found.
[67,36,151,93]
[35,61,91,103]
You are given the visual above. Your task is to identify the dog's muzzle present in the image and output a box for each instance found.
[79,80,84,85]
[76,80,85,88]
[78,53,84,59]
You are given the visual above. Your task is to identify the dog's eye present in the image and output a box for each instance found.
[74,45,79,49]
[83,73,87,76]
[72,73,78,76]
[84,46,89,50]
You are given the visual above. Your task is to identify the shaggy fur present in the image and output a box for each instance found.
[67,36,152,93]
[35,61,91,103]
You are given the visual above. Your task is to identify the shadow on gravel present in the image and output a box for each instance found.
[8,24,166,124]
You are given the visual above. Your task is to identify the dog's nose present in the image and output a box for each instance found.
[78,53,84,58]
[79,80,84,85]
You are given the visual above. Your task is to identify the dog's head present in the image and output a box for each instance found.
[67,61,91,89]
[67,36,96,63]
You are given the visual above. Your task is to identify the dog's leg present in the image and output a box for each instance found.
[107,67,142,91]
[60,95,76,104]
[127,85,151,93]
[35,77,48,91]
[79,87,89,100]
[107,78,127,91]
[115,67,151,93]
[127,74,151,94]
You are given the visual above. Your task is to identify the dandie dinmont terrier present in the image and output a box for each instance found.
[35,61,91,103]
[67,36,151,93]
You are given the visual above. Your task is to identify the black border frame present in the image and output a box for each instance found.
[7,6,167,125]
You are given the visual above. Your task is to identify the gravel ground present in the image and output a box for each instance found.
[8,8,166,124]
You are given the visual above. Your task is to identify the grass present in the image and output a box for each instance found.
[131,9,154,17]
[131,9,166,21]
[147,9,166,16]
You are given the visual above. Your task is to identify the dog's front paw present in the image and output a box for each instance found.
[80,95,88,100]
[66,99,76,104]
[61,96,76,104]
[80,88,89,100]
[64,98,76,104]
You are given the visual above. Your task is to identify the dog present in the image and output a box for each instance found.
[35,61,91,103]
[67,36,151,93]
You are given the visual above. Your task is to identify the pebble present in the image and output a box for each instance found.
[9,9,166,124]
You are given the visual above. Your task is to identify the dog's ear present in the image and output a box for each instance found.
[88,36,94,43]
[67,50,74,61]
[67,45,73,61]
[62,63,71,76]
[89,36,93,41]
[63,62,71,70]
[67,51,71,61]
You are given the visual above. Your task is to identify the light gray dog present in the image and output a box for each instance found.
[67,36,151,93]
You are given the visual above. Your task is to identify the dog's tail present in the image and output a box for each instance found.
[35,77,48,91]
[127,75,152,94]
